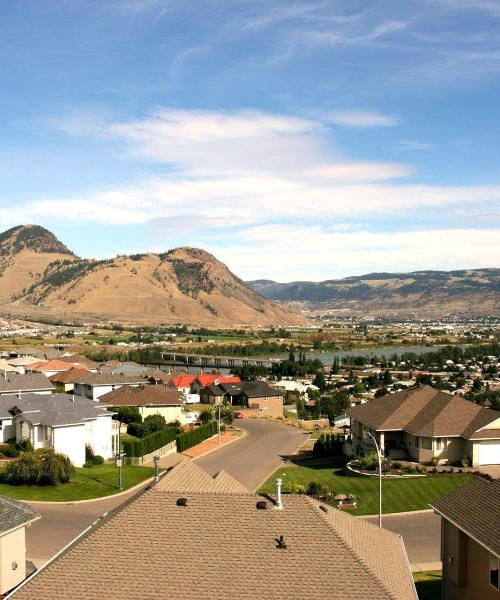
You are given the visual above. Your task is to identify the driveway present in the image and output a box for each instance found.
[196,418,306,491]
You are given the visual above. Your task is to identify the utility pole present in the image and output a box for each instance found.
[368,431,383,527]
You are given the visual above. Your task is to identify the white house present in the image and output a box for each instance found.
[73,373,144,401]
[0,373,54,397]
[274,380,319,399]
[0,393,119,467]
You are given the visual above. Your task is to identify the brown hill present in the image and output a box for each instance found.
[0,225,306,327]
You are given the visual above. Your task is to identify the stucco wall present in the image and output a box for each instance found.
[85,416,115,460]
[0,419,14,443]
[53,424,86,466]
[0,527,26,595]
[138,405,183,423]
[247,396,283,418]
[442,519,499,600]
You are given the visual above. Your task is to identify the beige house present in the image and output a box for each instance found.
[431,477,500,600]
[99,385,184,423]
[9,459,417,600]
[0,496,40,595]
[346,386,500,466]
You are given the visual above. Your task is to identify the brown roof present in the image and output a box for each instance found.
[431,476,500,557]
[58,355,100,369]
[468,428,500,440]
[348,385,500,438]
[99,384,183,407]
[156,456,250,494]
[73,373,145,386]
[49,367,90,384]
[11,462,416,600]
[29,359,77,373]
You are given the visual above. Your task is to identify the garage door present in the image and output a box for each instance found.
[479,442,500,465]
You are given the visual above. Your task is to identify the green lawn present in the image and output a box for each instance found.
[0,464,155,502]
[413,571,442,600]
[259,458,472,515]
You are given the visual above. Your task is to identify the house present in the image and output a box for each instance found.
[199,382,242,405]
[346,385,500,466]
[170,374,197,398]
[58,354,99,372]
[49,367,90,392]
[27,359,84,378]
[99,385,184,423]
[0,373,54,397]
[8,459,418,600]
[6,356,45,375]
[190,374,241,395]
[73,373,145,401]
[0,393,119,466]
[0,496,40,595]
[0,359,18,374]
[431,477,500,600]
[240,381,284,418]
[99,361,148,376]
[274,379,319,399]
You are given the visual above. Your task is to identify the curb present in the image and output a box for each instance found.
[190,429,246,461]
[360,508,435,518]
[16,475,159,506]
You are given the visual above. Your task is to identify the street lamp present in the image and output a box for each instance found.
[217,386,238,445]
[116,451,125,490]
[367,431,383,528]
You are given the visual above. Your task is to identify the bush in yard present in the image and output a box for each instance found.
[283,481,306,494]
[15,439,34,453]
[358,452,377,471]
[307,481,329,497]
[84,445,104,467]
[142,414,167,436]
[312,433,344,458]
[2,449,74,486]
[127,421,145,438]
[113,406,142,425]
[199,410,213,424]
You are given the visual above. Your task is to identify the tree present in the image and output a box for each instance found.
[113,406,142,425]
[142,414,167,436]
[2,449,74,486]
[352,382,365,396]
[199,410,214,423]
[382,370,392,386]
[313,371,326,392]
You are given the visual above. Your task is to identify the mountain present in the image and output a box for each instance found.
[0,225,76,303]
[0,225,305,326]
[248,269,500,317]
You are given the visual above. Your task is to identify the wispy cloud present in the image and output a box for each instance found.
[397,140,437,152]
[328,110,398,128]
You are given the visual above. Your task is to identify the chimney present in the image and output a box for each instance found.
[72,394,75,403]
[274,478,283,510]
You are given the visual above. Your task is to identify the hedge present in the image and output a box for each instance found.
[122,427,177,458]
[176,421,218,453]
[312,433,345,458]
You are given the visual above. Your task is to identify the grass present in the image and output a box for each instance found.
[259,458,473,515]
[0,464,155,501]
[413,571,442,600]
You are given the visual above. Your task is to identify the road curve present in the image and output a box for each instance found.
[196,419,307,491]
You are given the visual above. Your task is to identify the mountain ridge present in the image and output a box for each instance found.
[0,225,305,326]
[248,268,500,317]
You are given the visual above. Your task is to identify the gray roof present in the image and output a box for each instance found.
[431,477,500,557]
[0,372,54,394]
[99,362,149,376]
[0,495,40,537]
[73,373,145,387]
[0,393,115,427]
[241,380,281,398]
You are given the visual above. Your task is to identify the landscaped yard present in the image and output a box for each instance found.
[259,457,473,515]
[0,464,155,502]
[413,571,442,600]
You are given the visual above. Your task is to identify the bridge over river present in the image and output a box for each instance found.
[160,351,282,369]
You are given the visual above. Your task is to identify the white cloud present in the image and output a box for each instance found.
[398,140,437,152]
[328,110,398,128]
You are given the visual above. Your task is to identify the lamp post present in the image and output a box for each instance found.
[116,451,125,490]
[218,386,238,445]
[367,431,383,528]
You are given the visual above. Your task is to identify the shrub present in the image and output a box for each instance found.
[199,410,214,424]
[429,456,439,467]
[127,422,144,438]
[392,462,402,469]
[2,449,74,486]
[176,421,218,453]
[460,455,470,468]
[92,455,104,465]
[312,433,345,458]
[113,406,142,425]
[307,481,329,497]
[122,427,178,458]
[283,481,306,494]
[143,414,167,436]
[358,452,377,471]
[15,439,34,453]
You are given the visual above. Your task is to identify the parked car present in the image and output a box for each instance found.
[235,411,244,419]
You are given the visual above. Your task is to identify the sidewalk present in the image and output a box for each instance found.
[184,430,244,459]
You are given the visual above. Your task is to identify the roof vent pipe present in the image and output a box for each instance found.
[274,478,283,510]
[72,394,75,403]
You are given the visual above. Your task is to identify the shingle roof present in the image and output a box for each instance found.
[431,476,500,557]
[0,372,54,394]
[29,359,78,373]
[99,385,183,407]
[155,456,250,494]
[241,380,282,398]
[0,495,40,537]
[348,385,500,438]
[49,367,90,384]
[0,393,115,426]
[58,355,100,369]
[10,463,416,600]
[73,373,145,386]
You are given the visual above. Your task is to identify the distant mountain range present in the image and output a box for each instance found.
[0,225,305,326]
[248,269,500,317]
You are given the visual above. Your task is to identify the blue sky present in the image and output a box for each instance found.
[1,0,499,280]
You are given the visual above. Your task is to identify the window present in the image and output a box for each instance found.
[422,437,432,450]
[490,553,499,590]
